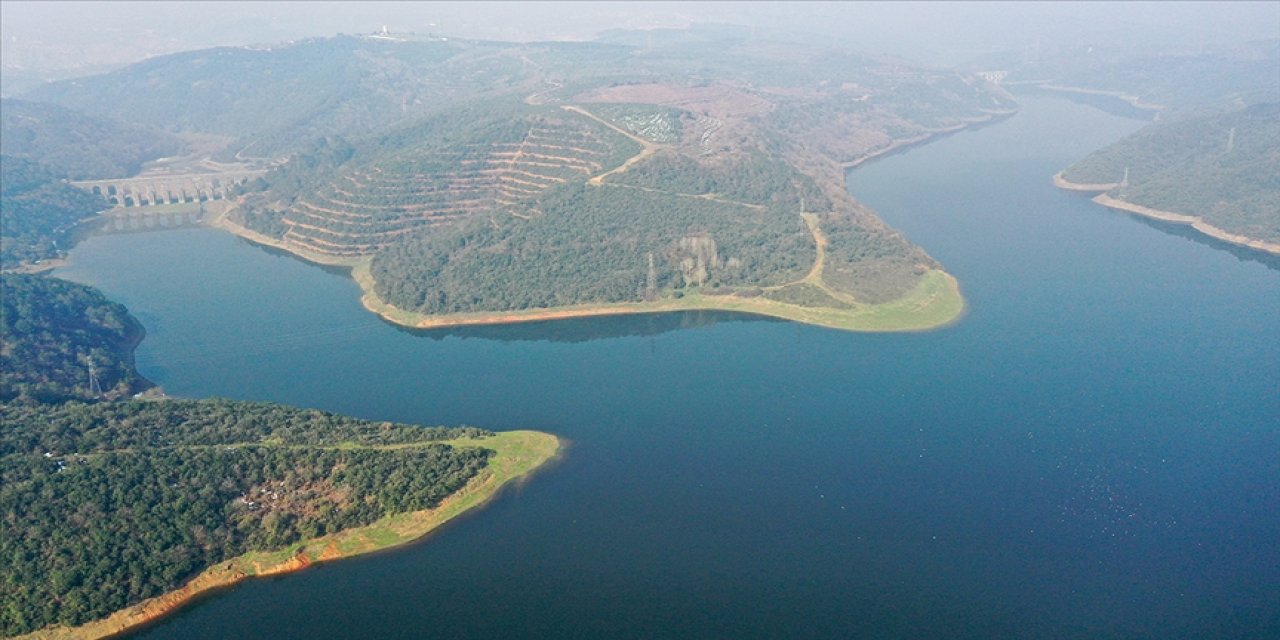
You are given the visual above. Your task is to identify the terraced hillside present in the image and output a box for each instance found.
[242,110,639,257]
[230,73,981,327]
[55,26,1016,330]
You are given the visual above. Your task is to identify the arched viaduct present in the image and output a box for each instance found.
[71,171,266,207]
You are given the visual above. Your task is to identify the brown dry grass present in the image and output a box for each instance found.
[573,83,774,119]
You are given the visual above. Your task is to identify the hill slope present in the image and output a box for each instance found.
[29,29,1013,329]
[0,99,184,179]
[0,156,106,268]
[0,274,147,402]
[241,105,640,257]
[1004,44,1280,113]
[22,36,527,159]
[1062,102,1280,246]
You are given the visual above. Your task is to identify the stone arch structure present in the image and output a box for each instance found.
[71,170,267,208]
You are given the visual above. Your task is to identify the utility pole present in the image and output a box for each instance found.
[1226,127,1236,154]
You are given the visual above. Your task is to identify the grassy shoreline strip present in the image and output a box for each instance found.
[354,259,964,333]
[20,431,561,640]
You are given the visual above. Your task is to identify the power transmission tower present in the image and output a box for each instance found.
[88,361,103,397]
[646,252,658,299]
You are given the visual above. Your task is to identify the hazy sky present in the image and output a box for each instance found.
[3,1,1278,87]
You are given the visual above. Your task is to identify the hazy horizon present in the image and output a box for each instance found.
[3,0,1278,94]
[3,2,1278,639]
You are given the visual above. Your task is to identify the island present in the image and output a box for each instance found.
[0,274,560,639]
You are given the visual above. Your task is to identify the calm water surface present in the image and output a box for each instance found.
[56,96,1280,639]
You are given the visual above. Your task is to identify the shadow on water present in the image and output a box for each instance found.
[1055,186,1280,273]
[64,216,199,248]
[233,235,356,278]
[1126,211,1280,272]
[388,309,781,343]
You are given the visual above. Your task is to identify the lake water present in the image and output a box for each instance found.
[55,95,1280,639]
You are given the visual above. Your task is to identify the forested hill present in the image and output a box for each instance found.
[0,156,106,268]
[0,275,505,637]
[23,28,1011,324]
[0,99,157,269]
[21,35,521,159]
[0,98,184,179]
[0,274,147,402]
[1004,43,1280,113]
[1062,102,1280,244]
[211,31,1009,318]
[21,29,1014,163]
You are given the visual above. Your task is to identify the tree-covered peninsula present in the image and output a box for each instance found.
[0,276,558,638]
[24,27,1003,331]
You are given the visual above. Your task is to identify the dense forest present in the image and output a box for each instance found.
[0,274,146,403]
[605,150,830,212]
[0,275,497,636]
[1063,102,1280,243]
[371,182,817,313]
[0,157,105,267]
[0,99,184,180]
[0,24,1016,636]
[0,399,491,636]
